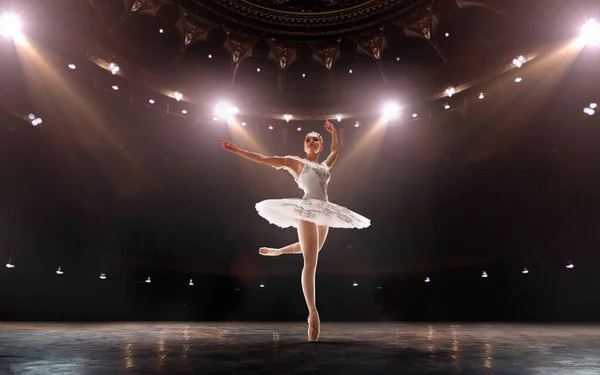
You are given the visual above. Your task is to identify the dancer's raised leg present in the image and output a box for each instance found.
[297,219,320,342]
[260,225,329,256]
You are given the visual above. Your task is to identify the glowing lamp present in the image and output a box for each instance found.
[382,101,401,122]
[108,63,120,75]
[0,13,23,41]
[580,19,600,45]
[214,101,238,120]
[513,55,526,68]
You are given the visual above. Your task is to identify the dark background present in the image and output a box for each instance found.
[0,0,599,322]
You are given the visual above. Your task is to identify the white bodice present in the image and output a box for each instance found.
[273,156,331,201]
[297,160,331,201]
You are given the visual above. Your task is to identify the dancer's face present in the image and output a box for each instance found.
[304,135,323,154]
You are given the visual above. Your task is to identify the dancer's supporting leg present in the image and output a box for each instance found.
[259,225,329,256]
[297,219,320,342]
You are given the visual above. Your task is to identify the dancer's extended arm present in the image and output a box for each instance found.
[324,117,339,168]
[219,139,303,172]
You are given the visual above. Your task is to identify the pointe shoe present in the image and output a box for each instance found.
[307,314,320,342]
[259,247,281,256]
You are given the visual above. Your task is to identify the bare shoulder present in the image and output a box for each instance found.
[264,155,304,176]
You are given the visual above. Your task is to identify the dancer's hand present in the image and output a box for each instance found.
[324,117,336,134]
[220,139,239,153]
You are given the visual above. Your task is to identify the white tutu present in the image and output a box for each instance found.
[256,198,371,229]
[255,155,371,229]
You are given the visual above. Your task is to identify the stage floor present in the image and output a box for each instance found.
[0,322,599,374]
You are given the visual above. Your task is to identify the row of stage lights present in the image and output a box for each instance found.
[108,50,596,125]
[2,13,598,126]
[3,258,577,287]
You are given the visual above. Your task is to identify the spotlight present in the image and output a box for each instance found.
[444,103,450,110]
[296,127,301,131]
[31,117,42,126]
[354,121,360,128]
[479,93,485,100]
[5,258,14,269]
[56,267,64,275]
[412,113,418,118]
[302,73,306,77]
[283,114,292,122]
[584,107,596,116]
[566,261,574,269]
[159,28,164,34]
[515,77,522,83]
[580,19,600,46]
[214,101,238,120]
[173,91,183,102]
[336,114,342,122]
[445,87,456,97]
[68,64,77,70]
[481,271,488,278]
[108,62,120,75]
[241,121,246,126]
[257,68,261,72]
[349,69,353,73]
[189,279,194,286]
[396,57,400,61]
[590,103,597,109]
[148,99,155,104]
[181,109,187,115]
[208,54,212,58]
[259,283,265,288]
[28,113,35,120]
[513,55,526,68]
[99,273,107,280]
[445,32,449,37]
[213,117,218,121]
[522,268,529,274]
[268,125,273,130]
[112,85,119,91]
[146,277,152,283]
[382,101,401,122]
[424,277,430,283]
[0,13,23,41]
[352,281,358,287]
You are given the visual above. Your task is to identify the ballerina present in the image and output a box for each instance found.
[219,117,370,342]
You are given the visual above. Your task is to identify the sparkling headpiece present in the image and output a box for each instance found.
[305,131,323,143]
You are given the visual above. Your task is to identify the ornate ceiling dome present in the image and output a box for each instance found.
[173,0,431,39]
[76,0,556,118]
[245,0,367,12]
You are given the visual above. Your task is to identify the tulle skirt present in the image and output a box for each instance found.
[255,198,370,229]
